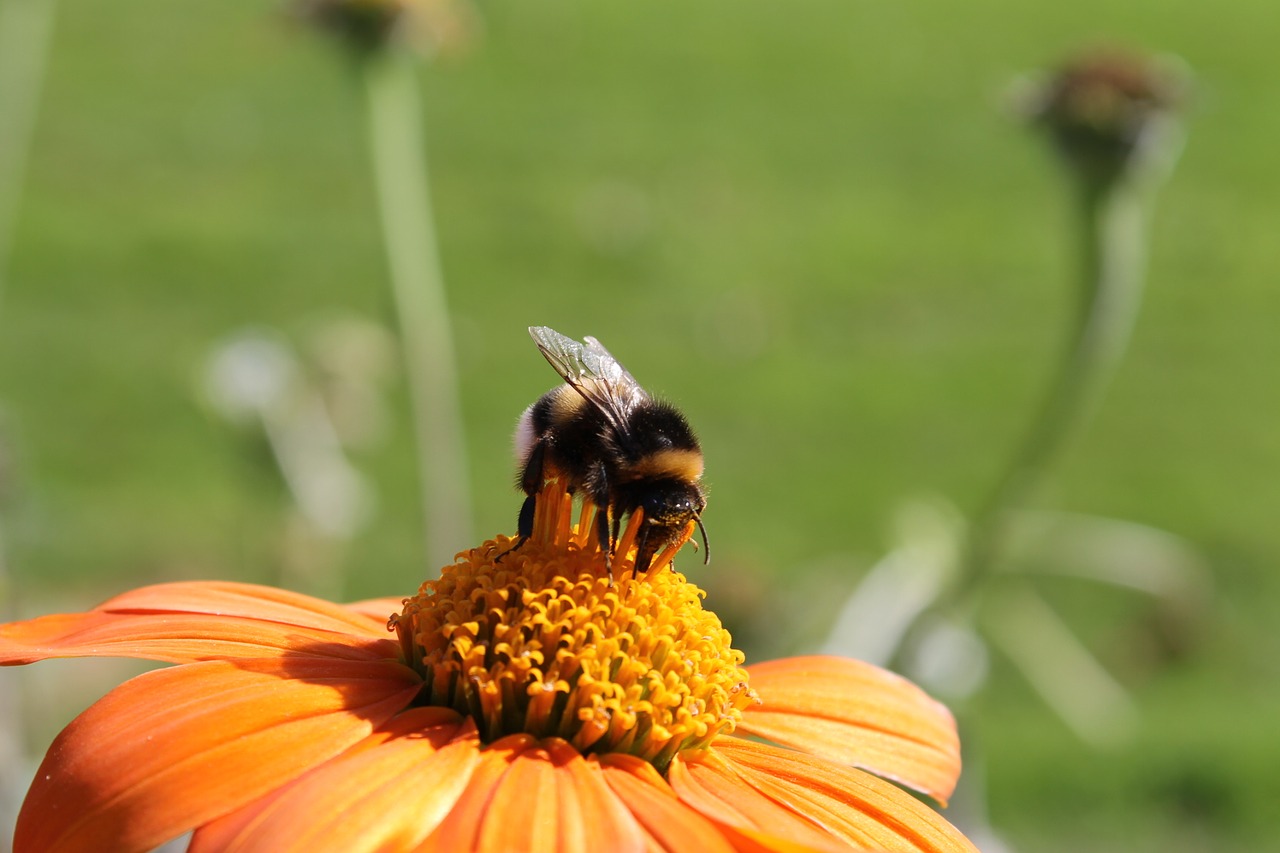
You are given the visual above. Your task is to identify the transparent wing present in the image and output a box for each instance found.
[528,326,648,436]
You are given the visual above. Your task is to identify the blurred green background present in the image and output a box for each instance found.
[2,0,1278,851]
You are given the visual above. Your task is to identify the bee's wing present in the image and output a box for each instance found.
[529,326,648,435]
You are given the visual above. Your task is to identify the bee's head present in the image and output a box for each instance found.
[639,482,705,527]
[631,481,709,574]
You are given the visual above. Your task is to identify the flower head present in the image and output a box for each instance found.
[395,481,756,769]
[297,0,478,58]
[1023,47,1186,193]
[3,480,975,852]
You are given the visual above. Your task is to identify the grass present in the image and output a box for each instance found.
[2,0,1278,849]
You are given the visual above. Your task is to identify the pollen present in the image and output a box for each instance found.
[394,480,758,769]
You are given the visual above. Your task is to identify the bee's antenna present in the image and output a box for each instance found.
[693,511,710,565]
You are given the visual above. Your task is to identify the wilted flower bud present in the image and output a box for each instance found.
[1024,48,1186,193]
[297,0,478,58]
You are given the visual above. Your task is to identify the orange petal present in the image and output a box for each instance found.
[713,825,842,853]
[668,750,848,852]
[190,709,468,849]
[0,612,398,665]
[417,734,536,852]
[190,708,470,850]
[548,742,648,853]
[711,738,978,853]
[739,656,961,804]
[419,737,647,853]
[1,582,399,666]
[98,581,400,634]
[189,710,479,853]
[15,656,421,853]
[598,754,739,853]
[344,595,408,626]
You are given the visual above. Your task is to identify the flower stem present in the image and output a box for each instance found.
[0,0,58,822]
[959,179,1149,593]
[362,49,472,569]
[0,0,56,328]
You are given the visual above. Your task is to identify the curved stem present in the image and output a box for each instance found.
[362,50,472,570]
[959,180,1149,594]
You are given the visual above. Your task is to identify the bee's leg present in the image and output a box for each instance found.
[495,492,539,565]
[586,463,614,581]
[596,505,614,582]
[496,493,537,562]
[499,443,547,563]
[517,493,536,540]
[633,526,654,575]
[520,442,546,496]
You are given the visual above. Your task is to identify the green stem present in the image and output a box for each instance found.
[0,0,56,328]
[0,0,57,809]
[0,0,57,618]
[362,50,472,570]
[959,179,1149,593]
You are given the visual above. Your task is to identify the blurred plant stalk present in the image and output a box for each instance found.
[960,51,1186,598]
[205,326,388,599]
[0,0,57,594]
[0,0,58,834]
[300,0,479,570]
[362,48,471,570]
[826,49,1201,748]
[0,0,56,321]
[824,52,1201,851]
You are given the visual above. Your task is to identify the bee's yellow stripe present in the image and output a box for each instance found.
[625,448,704,482]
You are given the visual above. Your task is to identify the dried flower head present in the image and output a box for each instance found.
[1025,47,1187,192]
[297,0,478,58]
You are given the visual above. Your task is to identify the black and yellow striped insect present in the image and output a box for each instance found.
[513,326,709,576]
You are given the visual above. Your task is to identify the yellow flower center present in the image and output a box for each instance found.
[393,480,758,769]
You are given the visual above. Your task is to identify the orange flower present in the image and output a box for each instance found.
[2,481,975,853]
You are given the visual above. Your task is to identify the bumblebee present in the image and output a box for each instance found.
[513,326,709,575]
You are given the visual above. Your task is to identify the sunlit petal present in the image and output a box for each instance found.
[548,742,648,853]
[0,612,397,665]
[191,709,470,849]
[416,734,536,852]
[97,581,398,635]
[1,582,398,665]
[345,595,409,626]
[669,749,845,851]
[15,657,421,853]
[738,656,960,803]
[713,738,978,853]
[598,754,740,853]
[415,736,646,853]
[189,709,478,853]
